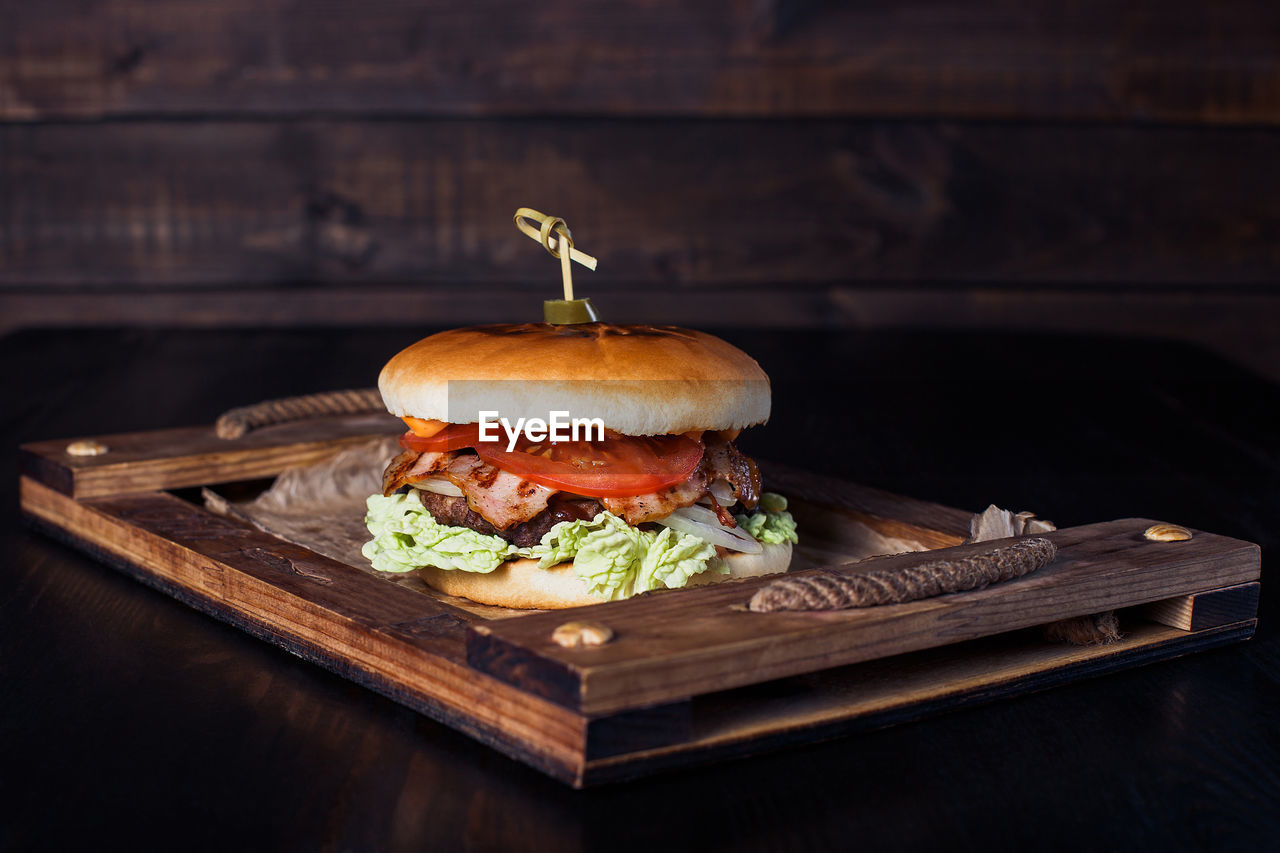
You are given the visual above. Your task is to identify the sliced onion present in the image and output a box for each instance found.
[655,505,762,554]
[707,479,736,505]
[410,477,464,497]
[674,503,726,526]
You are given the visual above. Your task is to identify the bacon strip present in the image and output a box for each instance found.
[602,467,707,525]
[444,455,556,530]
[381,435,763,530]
[701,433,761,510]
[381,449,454,496]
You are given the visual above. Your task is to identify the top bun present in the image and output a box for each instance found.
[378,323,770,435]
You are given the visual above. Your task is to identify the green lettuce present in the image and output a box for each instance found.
[363,490,798,601]
[531,512,718,600]
[569,514,649,599]
[362,493,522,574]
[637,527,725,591]
[532,516,597,569]
[734,492,800,545]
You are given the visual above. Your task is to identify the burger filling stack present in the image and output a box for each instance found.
[362,323,797,610]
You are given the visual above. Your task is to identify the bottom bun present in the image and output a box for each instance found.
[419,559,605,610]
[419,542,793,610]
[721,541,794,580]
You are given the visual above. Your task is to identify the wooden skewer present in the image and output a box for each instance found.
[514,208,600,321]
[513,208,599,273]
[560,231,574,300]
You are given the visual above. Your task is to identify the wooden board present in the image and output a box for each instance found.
[1136,582,1261,632]
[5,0,1277,123]
[19,414,402,499]
[7,290,1280,395]
[468,520,1260,714]
[579,618,1258,785]
[3,122,1277,290]
[17,418,1262,786]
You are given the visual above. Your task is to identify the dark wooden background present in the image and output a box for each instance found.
[2,0,1278,378]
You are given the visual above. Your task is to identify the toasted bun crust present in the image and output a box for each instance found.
[418,559,606,610]
[378,323,770,435]
[716,541,794,580]
[417,543,792,610]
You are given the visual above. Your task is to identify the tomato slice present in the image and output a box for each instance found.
[398,423,481,453]
[475,433,704,497]
[396,424,705,497]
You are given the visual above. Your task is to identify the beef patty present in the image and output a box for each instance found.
[416,490,603,548]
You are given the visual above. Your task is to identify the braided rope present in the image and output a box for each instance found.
[749,538,1057,613]
[215,388,384,439]
[1044,610,1122,646]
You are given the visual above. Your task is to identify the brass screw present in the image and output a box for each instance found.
[65,440,109,457]
[1144,523,1192,542]
[551,621,615,648]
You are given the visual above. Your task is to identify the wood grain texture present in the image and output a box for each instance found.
[3,0,1277,123]
[19,476,596,785]
[2,121,1278,289]
[579,619,1258,785]
[6,287,1280,386]
[1139,582,1262,632]
[5,327,1277,835]
[22,467,1263,787]
[760,460,971,550]
[18,471,1265,787]
[19,414,400,499]
[15,399,1266,787]
[470,520,1262,714]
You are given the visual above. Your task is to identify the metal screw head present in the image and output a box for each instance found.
[65,440,109,457]
[551,621,615,648]
[1144,523,1192,542]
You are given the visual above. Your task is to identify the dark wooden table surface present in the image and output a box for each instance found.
[2,327,1277,851]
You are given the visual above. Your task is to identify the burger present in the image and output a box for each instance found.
[361,323,797,609]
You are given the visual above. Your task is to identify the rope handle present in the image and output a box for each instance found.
[215,388,384,439]
[749,538,1057,612]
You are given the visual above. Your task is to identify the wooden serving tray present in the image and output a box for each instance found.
[19,416,1261,787]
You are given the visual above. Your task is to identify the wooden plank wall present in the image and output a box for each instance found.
[2,0,1278,377]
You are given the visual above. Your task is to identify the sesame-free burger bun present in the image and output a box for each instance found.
[418,542,792,610]
[378,323,770,436]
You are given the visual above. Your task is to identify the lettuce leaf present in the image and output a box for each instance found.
[637,527,722,591]
[571,514,649,599]
[734,493,800,545]
[362,490,798,601]
[361,493,520,574]
[533,517,596,569]
[530,511,718,600]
